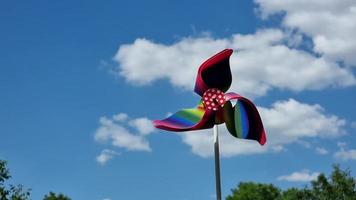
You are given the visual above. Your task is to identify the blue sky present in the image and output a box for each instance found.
[1,0,356,199]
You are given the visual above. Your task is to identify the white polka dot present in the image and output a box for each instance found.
[204,97,208,100]
[208,106,212,110]
[208,93,211,96]
[213,108,218,111]
[220,100,224,103]
[206,102,210,105]
[212,89,215,92]
[218,95,222,98]
[211,103,215,106]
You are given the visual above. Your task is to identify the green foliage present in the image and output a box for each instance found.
[1,160,72,200]
[0,160,31,200]
[310,165,356,200]
[43,192,71,200]
[281,187,313,200]
[226,165,356,200]
[0,161,11,183]
[226,182,281,200]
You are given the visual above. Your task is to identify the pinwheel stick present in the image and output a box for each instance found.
[214,125,222,200]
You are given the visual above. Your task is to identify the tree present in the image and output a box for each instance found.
[43,192,71,200]
[281,187,313,200]
[226,165,356,200]
[226,182,281,200]
[1,160,72,200]
[0,160,30,200]
[310,165,356,200]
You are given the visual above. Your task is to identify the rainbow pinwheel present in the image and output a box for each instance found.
[153,49,266,145]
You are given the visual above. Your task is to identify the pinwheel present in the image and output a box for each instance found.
[153,49,266,144]
[153,49,266,200]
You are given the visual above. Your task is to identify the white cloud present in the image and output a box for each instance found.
[337,142,347,148]
[94,114,154,152]
[181,98,345,157]
[259,99,345,142]
[113,113,128,122]
[129,117,155,135]
[96,149,120,165]
[255,0,356,66]
[334,143,356,161]
[113,29,355,98]
[297,140,311,148]
[115,37,227,88]
[315,147,329,155]
[277,170,320,182]
[334,149,356,161]
[351,121,356,130]
[182,129,268,158]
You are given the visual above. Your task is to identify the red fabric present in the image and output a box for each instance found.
[194,49,233,96]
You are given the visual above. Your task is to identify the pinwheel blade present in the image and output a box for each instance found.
[223,93,266,145]
[194,49,233,96]
[153,102,215,132]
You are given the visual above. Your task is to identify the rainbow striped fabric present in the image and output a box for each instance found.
[153,102,212,131]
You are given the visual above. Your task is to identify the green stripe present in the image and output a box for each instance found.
[223,101,238,137]
[234,103,243,138]
[177,109,204,123]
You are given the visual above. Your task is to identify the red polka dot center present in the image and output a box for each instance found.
[202,88,226,111]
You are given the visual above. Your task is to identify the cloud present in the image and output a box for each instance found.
[351,121,356,130]
[337,142,347,148]
[182,130,269,158]
[277,170,320,182]
[334,143,356,161]
[259,99,345,142]
[129,117,155,135]
[297,140,311,148]
[94,113,154,152]
[315,147,329,155]
[113,29,355,98]
[181,98,345,157]
[334,149,356,161]
[112,113,128,122]
[96,149,120,165]
[255,0,356,66]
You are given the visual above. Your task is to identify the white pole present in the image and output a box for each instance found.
[214,125,222,200]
